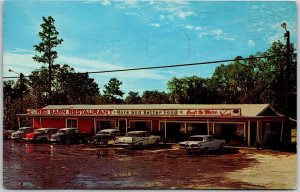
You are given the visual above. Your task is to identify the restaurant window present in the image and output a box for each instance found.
[66,118,78,128]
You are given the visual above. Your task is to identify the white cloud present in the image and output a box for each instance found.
[177,10,194,19]
[248,40,256,47]
[149,23,160,28]
[159,15,165,20]
[184,25,202,31]
[125,12,138,16]
[210,29,236,41]
[197,29,235,41]
[123,0,139,8]
[101,0,110,6]
[3,52,166,80]
[85,0,110,6]
[152,2,195,20]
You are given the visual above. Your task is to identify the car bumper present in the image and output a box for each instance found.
[114,143,133,148]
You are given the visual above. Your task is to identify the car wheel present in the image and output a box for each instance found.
[137,143,143,149]
[218,143,224,151]
[40,138,47,143]
[155,139,160,145]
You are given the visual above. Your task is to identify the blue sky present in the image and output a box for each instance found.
[2,0,297,96]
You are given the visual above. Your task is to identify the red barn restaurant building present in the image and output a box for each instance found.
[22,104,285,146]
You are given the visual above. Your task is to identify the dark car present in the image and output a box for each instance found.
[92,129,122,146]
[50,128,88,144]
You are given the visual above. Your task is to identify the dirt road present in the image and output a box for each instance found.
[2,141,297,189]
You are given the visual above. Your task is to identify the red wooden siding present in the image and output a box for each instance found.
[42,118,65,128]
[78,118,94,133]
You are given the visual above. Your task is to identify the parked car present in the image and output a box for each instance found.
[25,128,58,143]
[179,135,204,149]
[115,131,160,148]
[92,129,122,146]
[10,127,35,141]
[50,128,88,144]
[185,135,225,153]
[3,129,16,140]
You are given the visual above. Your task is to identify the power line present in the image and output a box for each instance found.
[84,55,283,74]
[3,54,284,79]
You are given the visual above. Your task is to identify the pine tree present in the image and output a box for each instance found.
[33,16,63,103]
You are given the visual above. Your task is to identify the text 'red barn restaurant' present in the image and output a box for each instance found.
[20,104,286,146]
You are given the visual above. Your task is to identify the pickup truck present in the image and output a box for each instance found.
[184,135,225,153]
[115,131,160,148]
[50,128,88,144]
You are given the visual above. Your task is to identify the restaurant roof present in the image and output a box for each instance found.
[41,104,281,117]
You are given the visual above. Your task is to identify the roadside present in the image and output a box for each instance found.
[225,147,297,189]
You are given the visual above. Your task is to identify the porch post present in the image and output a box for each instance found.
[280,121,284,143]
[243,122,246,141]
[256,121,260,143]
[164,119,167,141]
[17,116,21,128]
[248,121,251,146]
[212,123,215,135]
[184,122,187,134]
[94,118,97,134]
[207,120,209,135]
[125,119,128,134]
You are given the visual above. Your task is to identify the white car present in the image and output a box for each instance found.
[10,127,35,141]
[184,135,225,153]
[179,135,204,149]
[115,131,160,148]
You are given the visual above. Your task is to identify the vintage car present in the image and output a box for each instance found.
[178,135,205,149]
[184,135,225,153]
[3,129,16,140]
[10,127,35,141]
[92,129,122,146]
[50,128,88,144]
[115,130,160,148]
[25,128,58,143]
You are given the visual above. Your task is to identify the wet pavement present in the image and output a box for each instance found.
[2,140,288,189]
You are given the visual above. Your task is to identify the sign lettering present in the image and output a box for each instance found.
[27,108,241,117]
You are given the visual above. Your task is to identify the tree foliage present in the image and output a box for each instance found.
[141,90,170,104]
[124,91,142,104]
[33,16,63,102]
[102,78,124,104]
[28,64,100,107]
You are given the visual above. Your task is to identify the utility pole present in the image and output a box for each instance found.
[9,69,25,127]
[281,22,290,146]
[8,69,24,114]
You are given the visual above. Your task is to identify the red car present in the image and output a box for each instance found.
[25,128,58,143]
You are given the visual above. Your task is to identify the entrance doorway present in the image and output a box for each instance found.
[95,120,116,133]
[186,123,207,136]
[129,121,151,132]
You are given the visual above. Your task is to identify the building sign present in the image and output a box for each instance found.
[27,108,241,117]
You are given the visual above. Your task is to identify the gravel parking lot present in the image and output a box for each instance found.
[2,140,297,189]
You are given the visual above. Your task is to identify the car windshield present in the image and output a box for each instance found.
[189,137,204,141]
[19,128,29,131]
[35,130,45,134]
[57,130,66,134]
[99,131,110,136]
[126,132,141,137]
